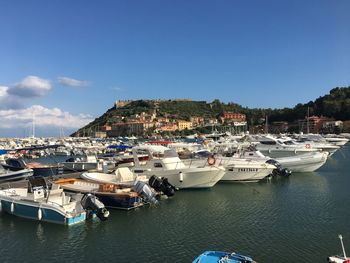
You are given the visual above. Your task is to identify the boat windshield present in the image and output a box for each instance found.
[164,149,179,158]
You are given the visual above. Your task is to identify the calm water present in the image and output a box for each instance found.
[1,145,350,263]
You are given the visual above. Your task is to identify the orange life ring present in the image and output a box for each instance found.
[305,143,311,149]
[207,156,216,166]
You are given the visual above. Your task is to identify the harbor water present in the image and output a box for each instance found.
[1,145,350,262]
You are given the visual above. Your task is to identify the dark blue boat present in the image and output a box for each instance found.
[192,251,256,263]
[54,178,144,210]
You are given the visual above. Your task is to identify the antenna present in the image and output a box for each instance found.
[339,234,347,258]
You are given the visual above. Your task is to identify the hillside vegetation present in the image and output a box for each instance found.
[73,86,350,136]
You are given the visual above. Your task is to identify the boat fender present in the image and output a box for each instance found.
[38,208,42,221]
[10,202,14,213]
[179,172,184,182]
[0,201,2,212]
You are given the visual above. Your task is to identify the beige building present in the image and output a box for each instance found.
[177,120,193,131]
[159,124,178,132]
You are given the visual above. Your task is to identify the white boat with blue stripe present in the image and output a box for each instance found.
[0,177,109,225]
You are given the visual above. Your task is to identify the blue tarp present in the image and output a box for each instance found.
[107,145,132,150]
[0,149,8,155]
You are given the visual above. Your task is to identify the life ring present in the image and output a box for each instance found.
[207,156,216,166]
[305,143,311,149]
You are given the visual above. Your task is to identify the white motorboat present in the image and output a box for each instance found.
[130,145,225,189]
[0,177,109,225]
[254,135,319,158]
[324,135,349,147]
[219,158,276,182]
[239,149,329,173]
[275,151,329,172]
[295,134,340,156]
[328,235,350,263]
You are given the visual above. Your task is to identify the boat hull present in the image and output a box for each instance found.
[96,194,143,210]
[0,199,86,225]
[0,169,33,182]
[140,167,225,189]
[276,152,329,172]
[192,251,254,263]
[221,165,274,182]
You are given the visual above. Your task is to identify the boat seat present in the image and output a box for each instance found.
[49,188,63,196]
[51,183,60,190]
[47,190,70,206]
[115,167,135,183]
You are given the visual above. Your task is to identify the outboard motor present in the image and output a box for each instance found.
[149,175,176,197]
[266,159,292,177]
[81,193,109,221]
[133,180,159,205]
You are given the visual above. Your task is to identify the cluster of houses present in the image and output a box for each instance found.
[253,116,348,134]
[79,100,348,138]
[83,100,247,138]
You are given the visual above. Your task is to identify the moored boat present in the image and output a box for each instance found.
[328,235,350,263]
[0,164,33,182]
[130,145,225,189]
[2,158,63,177]
[192,250,256,263]
[0,177,109,225]
[54,178,144,210]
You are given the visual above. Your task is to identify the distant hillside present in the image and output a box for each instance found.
[72,86,350,136]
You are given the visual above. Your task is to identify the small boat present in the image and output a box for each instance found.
[59,155,114,172]
[81,167,141,186]
[82,168,176,198]
[192,250,256,263]
[2,158,63,177]
[328,235,350,263]
[0,163,33,182]
[53,178,144,210]
[0,176,109,225]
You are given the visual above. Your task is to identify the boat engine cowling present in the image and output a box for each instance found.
[133,180,159,205]
[81,193,109,221]
[148,175,176,197]
[266,159,291,177]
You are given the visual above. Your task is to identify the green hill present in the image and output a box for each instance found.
[72,86,350,136]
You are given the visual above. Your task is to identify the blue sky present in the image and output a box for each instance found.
[0,0,350,137]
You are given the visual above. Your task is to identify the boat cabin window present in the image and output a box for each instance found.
[260,141,276,145]
[154,162,163,168]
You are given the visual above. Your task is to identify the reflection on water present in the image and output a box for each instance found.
[1,144,350,262]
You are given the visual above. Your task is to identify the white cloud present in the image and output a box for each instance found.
[0,105,93,129]
[8,76,51,97]
[111,86,122,91]
[0,86,8,97]
[58,76,89,87]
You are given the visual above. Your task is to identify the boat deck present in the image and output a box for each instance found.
[0,172,82,189]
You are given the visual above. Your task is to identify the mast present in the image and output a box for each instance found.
[32,114,35,138]
[306,107,310,134]
[339,234,347,258]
